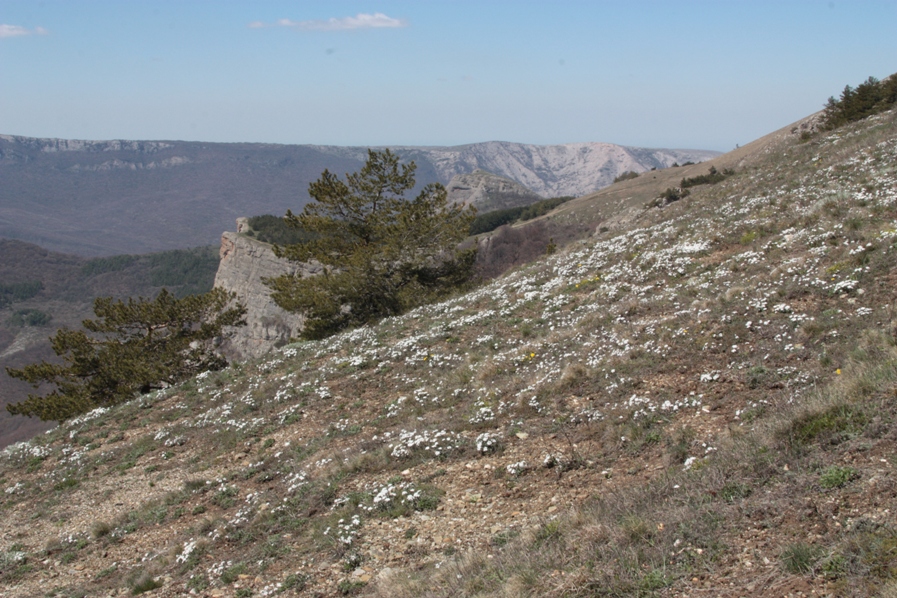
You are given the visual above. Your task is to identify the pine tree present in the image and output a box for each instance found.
[266,149,477,339]
[6,288,245,422]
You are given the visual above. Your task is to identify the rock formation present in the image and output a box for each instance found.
[446,170,543,212]
[213,223,315,360]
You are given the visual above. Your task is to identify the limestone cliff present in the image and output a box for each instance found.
[446,170,543,212]
[213,221,315,360]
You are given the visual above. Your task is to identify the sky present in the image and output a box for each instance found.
[1,1,895,152]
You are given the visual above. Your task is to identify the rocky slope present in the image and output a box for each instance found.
[0,134,717,256]
[2,110,896,598]
[445,170,543,212]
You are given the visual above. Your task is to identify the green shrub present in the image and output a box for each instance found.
[613,170,640,183]
[7,309,52,327]
[680,166,734,188]
[787,404,868,448]
[187,575,209,592]
[337,579,366,595]
[781,542,821,574]
[469,196,575,235]
[220,562,246,584]
[820,466,859,489]
[246,214,317,246]
[654,187,690,206]
[130,573,162,594]
[0,280,43,308]
[280,573,308,592]
[80,255,139,276]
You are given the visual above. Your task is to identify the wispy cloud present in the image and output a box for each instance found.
[0,24,48,38]
[251,13,406,32]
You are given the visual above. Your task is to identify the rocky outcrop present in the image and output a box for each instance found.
[213,226,316,360]
[446,170,542,212]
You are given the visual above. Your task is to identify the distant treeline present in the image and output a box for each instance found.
[0,280,43,308]
[246,215,317,246]
[7,308,52,327]
[822,74,897,130]
[248,196,577,245]
[680,166,734,189]
[469,196,575,236]
[613,171,640,183]
[81,246,219,298]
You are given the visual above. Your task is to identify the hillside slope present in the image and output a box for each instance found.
[446,170,543,212]
[0,241,219,448]
[0,135,716,256]
[1,110,896,597]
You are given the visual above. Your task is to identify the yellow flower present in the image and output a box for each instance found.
[835,368,841,375]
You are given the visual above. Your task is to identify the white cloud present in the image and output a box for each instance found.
[0,24,48,38]
[252,13,406,32]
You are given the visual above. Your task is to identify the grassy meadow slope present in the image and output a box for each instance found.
[1,109,896,597]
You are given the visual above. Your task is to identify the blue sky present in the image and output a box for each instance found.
[1,1,895,151]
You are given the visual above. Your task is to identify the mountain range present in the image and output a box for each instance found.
[0,134,717,256]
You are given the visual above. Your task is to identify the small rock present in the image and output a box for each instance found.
[377,567,394,580]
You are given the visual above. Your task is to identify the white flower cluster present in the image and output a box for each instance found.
[66,407,109,427]
[659,393,702,413]
[228,491,259,527]
[176,539,197,564]
[469,403,496,425]
[324,514,362,546]
[832,279,858,294]
[283,470,309,495]
[370,481,423,511]
[207,560,232,578]
[388,429,461,459]
[1,441,51,462]
[476,432,500,455]
[385,396,407,418]
[506,461,529,476]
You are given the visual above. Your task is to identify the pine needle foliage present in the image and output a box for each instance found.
[5,288,246,422]
[267,149,477,339]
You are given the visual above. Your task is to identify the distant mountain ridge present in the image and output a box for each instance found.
[309,140,719,198]
[0,134,718,256]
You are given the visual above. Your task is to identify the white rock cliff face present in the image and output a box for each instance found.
[213,226,314,360]
[446,170,543,212]
[312,141,719,198]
